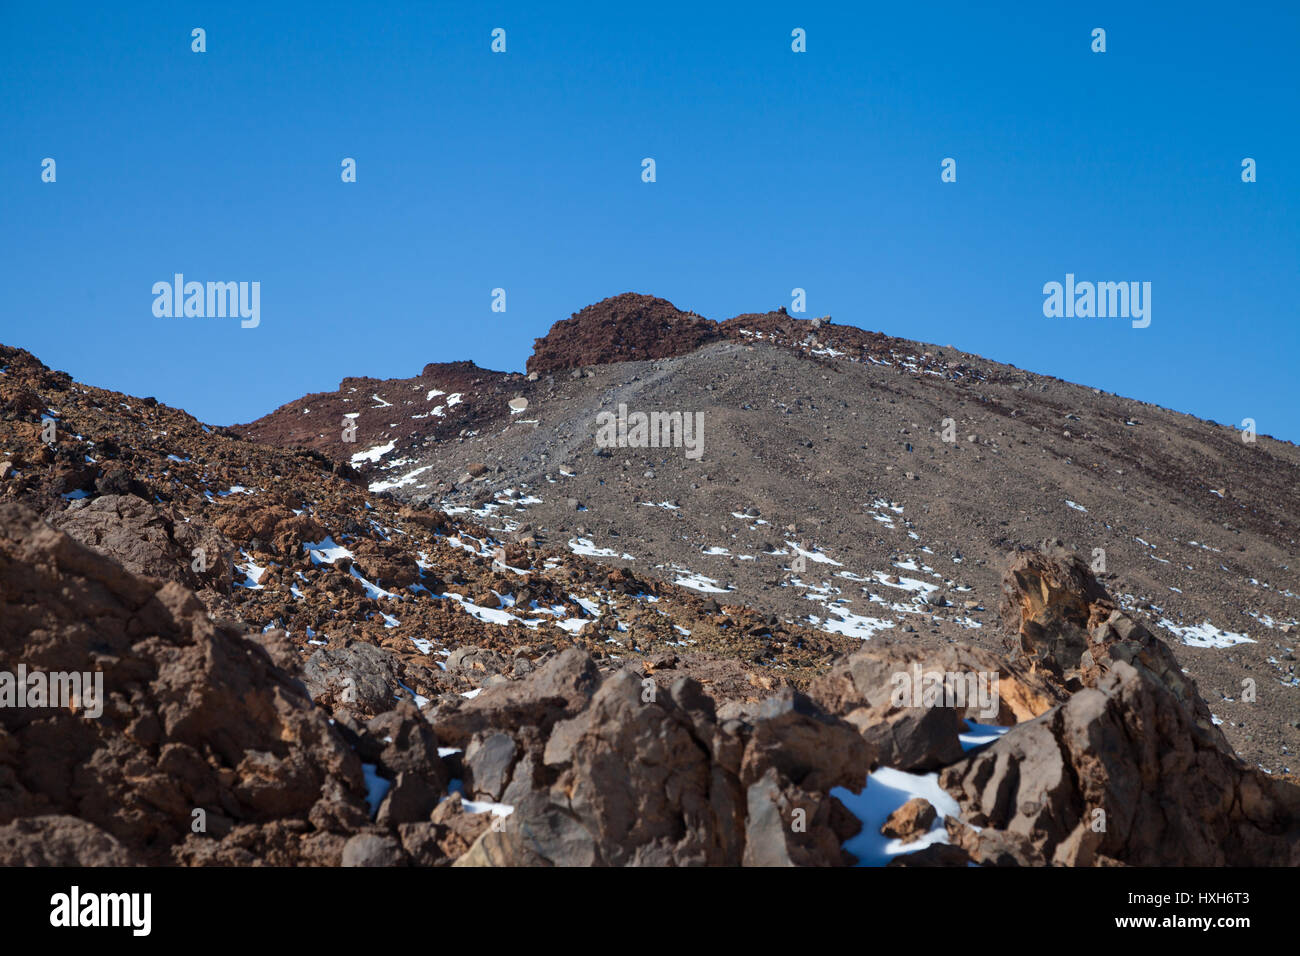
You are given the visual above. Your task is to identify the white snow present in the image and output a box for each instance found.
[871,571,940,598]
[959,722,1010,751]
[568,537,635,560]
[368,464,432,493]
[234,556,267,590]
[831,767,963,867]
[443,592,544,629]
[462,799,514,817]
[785,541,843,566]
[1157,618,1255,649]
[351,566,394,601]
[350,441,396,464]
[672,570,733,594]
[304,536,355,565]
[807,607,895,640]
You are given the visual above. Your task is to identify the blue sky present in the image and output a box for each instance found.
[2,1,1297,439]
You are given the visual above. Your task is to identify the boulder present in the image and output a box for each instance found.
[940,662,1300,866]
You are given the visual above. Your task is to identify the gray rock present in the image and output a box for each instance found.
[377,772,440,826]
[302,642,402,716]
[464,732,518,802]
[341,833,406,867]
[0,815,136,866]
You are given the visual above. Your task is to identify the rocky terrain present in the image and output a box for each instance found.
[2,294,1298,867]
[241,293,1300,773]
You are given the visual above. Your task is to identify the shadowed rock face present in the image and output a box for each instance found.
[451,673,871,867]
[940,660,1300,866]
[49,493,236,595]
[938,548,1300,867]
[0,502,873,867]
[1001,545,1113,675]
[1002,543,1227,746]
[807,642,1068,771]
[0,501,370,865]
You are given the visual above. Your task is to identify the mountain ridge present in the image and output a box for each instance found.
[238,292,1298,451]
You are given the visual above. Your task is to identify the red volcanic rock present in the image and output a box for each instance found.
[526,294,724,373]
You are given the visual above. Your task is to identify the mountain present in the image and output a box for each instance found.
[241,293,1300,773]
[1,295,1298,868]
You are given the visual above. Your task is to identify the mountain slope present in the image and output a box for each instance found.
[239,295,1300,772]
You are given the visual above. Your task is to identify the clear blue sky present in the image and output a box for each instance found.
[2,1,1297,439]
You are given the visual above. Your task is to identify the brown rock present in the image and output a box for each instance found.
[881,797,937,841]
[939,661,1300,866]
[0,501,368,865]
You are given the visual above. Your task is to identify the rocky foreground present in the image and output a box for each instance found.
[1,337,1298,866]
[3,497,1297,866]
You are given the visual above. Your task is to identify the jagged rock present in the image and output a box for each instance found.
[527,294,724,373]
[3,331,1297,870]
[93,462,149,498]
[808,645,1063,770]
[739,687,876,793]
[942,818,1047,866]
[0,502,369,866]
[430,649,601,748]
[939,662,1300,866]
[447,645,508,676]
[885,842,973,867]
[1002,547,1227,747]
[0,383,43,420]
[881,798,936,841]
[532,670,744,865]
[463,732,517,802]
[213,500,326,559]
[376,773,440,826]
[365,704,450,806]
[49,493,235,594]
[302,642,406,718]
[453,663,865,867]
